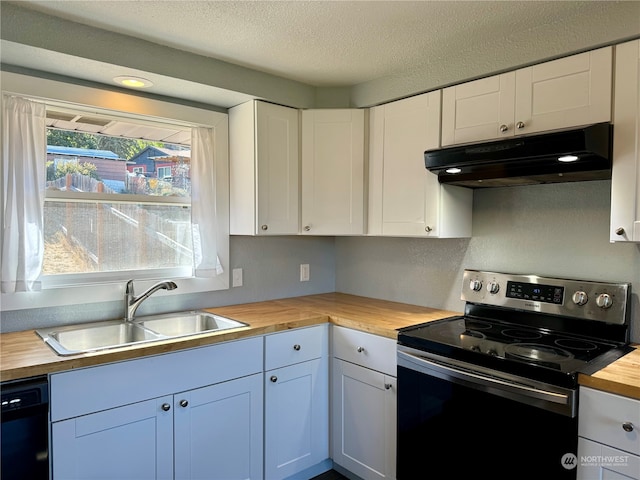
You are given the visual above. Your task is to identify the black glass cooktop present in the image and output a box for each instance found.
[398,315,629,384]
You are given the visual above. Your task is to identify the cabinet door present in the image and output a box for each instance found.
[369,92,440,236]
[578,438,640,480]
[610,40,640,242]
[230,100,299,235]
[51,396,174,480]
[331,358,396,480]
[441,72,516,146]
[301,109,365,235]
[174,373,263,480]
[515,46,612,135]
[265,358,329,480]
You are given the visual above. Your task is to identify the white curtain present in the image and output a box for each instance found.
[1,95,47,293]
[191,126,222,277]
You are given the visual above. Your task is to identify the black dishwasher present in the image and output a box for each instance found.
[1,375,49,479]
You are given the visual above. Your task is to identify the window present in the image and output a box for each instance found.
[1,70,230,311]
[43,106,195,284]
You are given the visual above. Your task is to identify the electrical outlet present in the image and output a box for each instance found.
[300,264,310,282]
[232,268,243,287]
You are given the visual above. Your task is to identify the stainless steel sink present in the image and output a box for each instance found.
[135,312,248,337]
[36,311,249,356]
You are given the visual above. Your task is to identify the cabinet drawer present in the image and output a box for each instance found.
[332,326,396,376]
[265,324,328,370]
[579,387,640,455]
[51,336,263,422]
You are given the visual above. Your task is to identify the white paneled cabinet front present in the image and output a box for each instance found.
[369,91,472,237]
[331,326,397,480]
[577,387,640,480]
[442,46,612,146]
[230,100,299,235]
[301,109,366,235]
[50,337,264,480]
[610,39,640,243]
[264,325,329,480]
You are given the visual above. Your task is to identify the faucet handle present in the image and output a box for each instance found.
[125,279,135,295]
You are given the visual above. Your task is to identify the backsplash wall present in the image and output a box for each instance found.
[335,180,640,343]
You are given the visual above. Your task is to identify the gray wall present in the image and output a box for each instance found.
[335,181,640,343]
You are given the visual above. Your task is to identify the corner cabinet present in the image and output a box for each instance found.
[577,387,640,480]
[368,91,472,237]
[264,325,329,480]
[49,338,264,480]
[442,46,612,146]
[230,100,300,235]
[331,326,397,480]
[610,39,640,243]
[301,109,366,235]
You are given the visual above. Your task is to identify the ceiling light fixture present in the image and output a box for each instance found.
[445,167,462,174]
[113,76,154,89]
[558,154,579,163]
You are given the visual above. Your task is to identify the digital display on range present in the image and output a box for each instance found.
[506,281,564,304]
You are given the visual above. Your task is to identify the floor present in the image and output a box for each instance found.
[310,469,349,480]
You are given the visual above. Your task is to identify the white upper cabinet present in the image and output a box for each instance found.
[442,46,613,146]
[230,100,299,235]
[610,39,640,243]
[369,91,472,237]
[301,109,366,235]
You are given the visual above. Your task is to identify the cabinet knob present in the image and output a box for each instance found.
[179,399,189,408]
[356,346,365,353]
[384,383,392,390]
[304,225,311,232]
[161,403,171,411]
[516,121,525,129]
[261,225,268,231]
[615,227,625,236]
[293,344,301,351]
[499,124,509,133]
[270,375,278,383]
[425,226,433,233]
[622,422,635,432]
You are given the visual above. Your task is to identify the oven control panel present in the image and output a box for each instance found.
[461,269,630,324]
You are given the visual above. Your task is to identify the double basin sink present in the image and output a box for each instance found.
[36,311,249,356]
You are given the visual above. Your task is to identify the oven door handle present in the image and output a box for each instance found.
[397,349,575,416]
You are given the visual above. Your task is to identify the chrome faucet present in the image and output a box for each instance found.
[125,279,178,321]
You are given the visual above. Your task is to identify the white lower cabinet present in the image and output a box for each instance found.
[331,326,397,480]
[577,387,640,480]
[50,337,264,480]
[264,325,329,480]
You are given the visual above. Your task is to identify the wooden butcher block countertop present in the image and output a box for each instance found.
[0,293,458,382]
[2,292,638,400]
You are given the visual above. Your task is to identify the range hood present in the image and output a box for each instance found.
[425,123,613,188]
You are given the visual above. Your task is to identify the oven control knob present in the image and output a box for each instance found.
[596,293,613,309]
[572,291,588,306]
[469,279,483,292]
[487,281,500,294]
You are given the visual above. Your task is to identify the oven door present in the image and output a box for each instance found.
[397,346,578,479]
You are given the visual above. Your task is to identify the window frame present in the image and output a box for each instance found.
[1,71,230,311]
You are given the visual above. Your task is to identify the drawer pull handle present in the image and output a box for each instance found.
[622,422,635,433]
[357,346,365,353]
[180,399,189,408]
[161,403,171,412]
[270,375,278,383]
[293,344,301,351]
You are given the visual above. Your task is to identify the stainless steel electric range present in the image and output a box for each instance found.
[396,269,632,480]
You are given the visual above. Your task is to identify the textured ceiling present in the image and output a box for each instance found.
[6,0,634,87]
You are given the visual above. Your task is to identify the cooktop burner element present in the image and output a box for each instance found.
[398,270,632,388]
